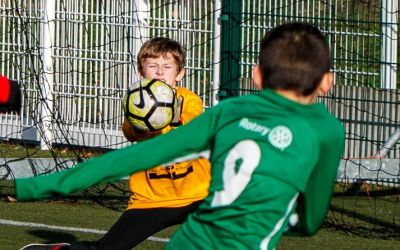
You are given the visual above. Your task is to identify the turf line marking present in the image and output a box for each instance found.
[0,219,170,243]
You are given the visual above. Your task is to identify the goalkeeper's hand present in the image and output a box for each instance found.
[170,96,183,126]
[122,118,161,142]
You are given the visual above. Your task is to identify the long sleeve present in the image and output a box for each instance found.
[15,108,219,201]
[297,121,345,235]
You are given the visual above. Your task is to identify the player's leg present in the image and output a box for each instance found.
[97,201,201,250]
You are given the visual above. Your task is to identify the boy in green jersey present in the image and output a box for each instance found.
[15,22,344,250]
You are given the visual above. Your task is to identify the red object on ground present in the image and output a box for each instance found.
[0,74,11,103]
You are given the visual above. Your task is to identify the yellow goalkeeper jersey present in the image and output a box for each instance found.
[127,87,211,209]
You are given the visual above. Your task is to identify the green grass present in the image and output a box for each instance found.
[0,200,398,250]
[0,199,173,250]
[1,180,399,250]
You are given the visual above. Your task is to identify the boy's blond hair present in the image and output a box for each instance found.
[137,37,186,76]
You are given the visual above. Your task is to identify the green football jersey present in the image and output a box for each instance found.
[16,89,344,250]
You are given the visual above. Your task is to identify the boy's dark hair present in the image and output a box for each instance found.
[258,22,330,96]
[137,37,186,75]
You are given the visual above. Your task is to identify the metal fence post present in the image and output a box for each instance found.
[40,0,55,150]
[381,0,398,89]
[212,0,222,106]
[130,0,149,83]
[218,0,242,100]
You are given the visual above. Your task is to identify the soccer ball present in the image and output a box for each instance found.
[123,78,177,132]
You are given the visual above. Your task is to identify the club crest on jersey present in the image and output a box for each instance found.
[268,125,292,150]
[238,118,292,151]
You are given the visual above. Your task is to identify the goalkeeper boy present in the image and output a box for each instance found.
[20,37,211,250]
[16,22,345,250]
[95,37,211,249]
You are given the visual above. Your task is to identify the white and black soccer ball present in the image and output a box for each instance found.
[123,78,177,132]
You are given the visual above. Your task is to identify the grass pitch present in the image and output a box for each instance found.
[1,181,399,250]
